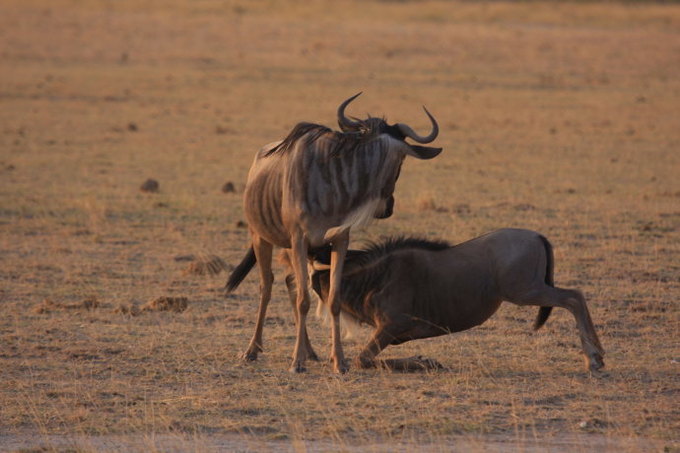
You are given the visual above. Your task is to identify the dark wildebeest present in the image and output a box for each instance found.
[306,228,605,373]
[226,93,441,373]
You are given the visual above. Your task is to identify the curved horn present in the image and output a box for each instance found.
[337,92,363,130]
[397,106,439,144]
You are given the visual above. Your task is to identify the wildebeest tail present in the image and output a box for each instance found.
[533,234,554,330]
[225,246,256,293]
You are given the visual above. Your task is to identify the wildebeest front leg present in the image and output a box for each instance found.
[513,286,605,373]
[242,236,273,361]
[289,233,312,373]
[355,327,393,369]
[284,274,319,361]
[381,357,444,372]
[356,327,442,371]
[328,230,350,373]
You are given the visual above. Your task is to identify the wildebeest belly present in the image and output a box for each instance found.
[243,169,291,248]
[409,255,503,334]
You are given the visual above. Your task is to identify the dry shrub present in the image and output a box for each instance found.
[114,303,141,316]
[417,194,449,213]
[183,254,230,276]
[417,196,437,212]
[33,296,100,314]
[141,296,189,313]
[115,297,189,315]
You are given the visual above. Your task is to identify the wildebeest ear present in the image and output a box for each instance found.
[406,145,442,160]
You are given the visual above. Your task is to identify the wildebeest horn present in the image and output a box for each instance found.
[397,106,439,144]
[337,92,363,130]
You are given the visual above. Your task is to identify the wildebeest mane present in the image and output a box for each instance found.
[265,118,393,158]
[347,236,450,268]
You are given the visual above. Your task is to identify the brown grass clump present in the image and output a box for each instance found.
[115,297,190,315]
[416,194,449,213]
[183,254,230,276]
[141,296,189,313]
[114,303,141,316]
[33,296,100,314]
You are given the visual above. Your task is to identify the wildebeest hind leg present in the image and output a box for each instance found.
[510,285,605,373]
[242,237,273,361]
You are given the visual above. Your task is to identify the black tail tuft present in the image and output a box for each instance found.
[225,246,256,293]
[533,306,553,330]
[533,234,555,330]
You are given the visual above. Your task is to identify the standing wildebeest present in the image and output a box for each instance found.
[307,228,605,373]
[226,93,441,373]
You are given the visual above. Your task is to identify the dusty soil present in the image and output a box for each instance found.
[0,432,668,453]
[1,0,678,451]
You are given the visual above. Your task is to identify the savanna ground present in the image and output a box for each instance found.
[1,0,679,451]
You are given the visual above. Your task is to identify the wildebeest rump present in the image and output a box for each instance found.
[226,93,441,373]
[306,228,605,372]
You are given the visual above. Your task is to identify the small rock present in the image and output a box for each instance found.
[127,122,138,132]
[578,418,607,430]
[140,179,159,193]
[514,203,535,211]
[222,182,236,193]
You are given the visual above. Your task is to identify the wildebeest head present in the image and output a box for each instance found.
[336,92,441,219]
[337,92,442,160]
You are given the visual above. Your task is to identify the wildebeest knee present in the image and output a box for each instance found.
[296,296,311,315]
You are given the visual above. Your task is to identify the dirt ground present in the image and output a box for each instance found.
[1,0,678,451]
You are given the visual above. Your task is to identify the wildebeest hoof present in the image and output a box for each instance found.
[414,356,444,370]
[589,368,609,378]
[589,360,607,378]
[586,354,605,372]
[290,361,307,373]
[241,351,259,362]
[333,358,349,374]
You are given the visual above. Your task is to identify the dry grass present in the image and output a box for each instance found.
[1,0,678,451]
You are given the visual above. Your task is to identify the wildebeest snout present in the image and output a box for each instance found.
[374,195,395,219]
